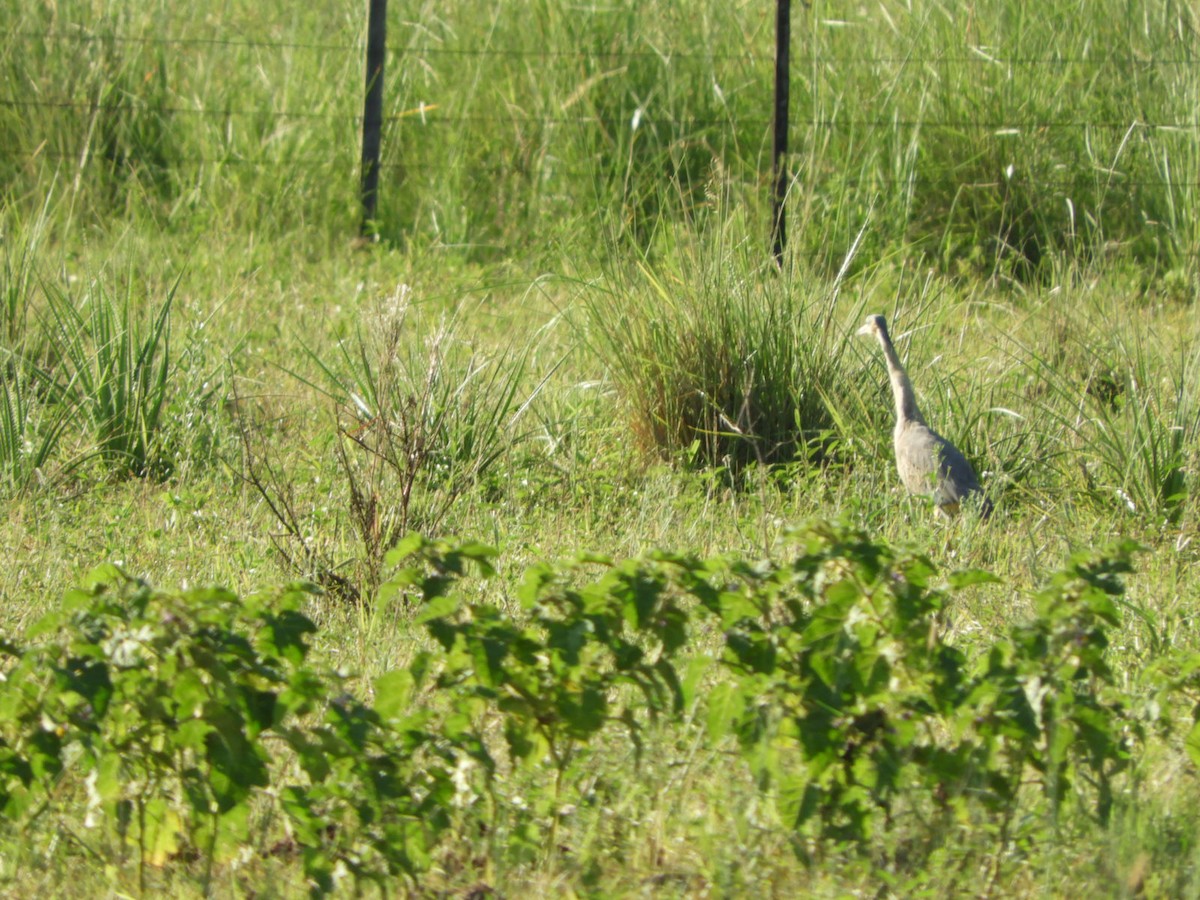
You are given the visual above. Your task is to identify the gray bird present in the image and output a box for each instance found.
[857,314,991,518]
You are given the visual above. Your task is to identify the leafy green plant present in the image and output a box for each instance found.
[0,567,464,895]
[690,523,1144,881]
[974,539,1144,828]
[376,523,1152,876]
[0,520,1175,895]
[690,523,982,850]
[383,534,688,853]
[275,666,463,895]
[0,567,314,889]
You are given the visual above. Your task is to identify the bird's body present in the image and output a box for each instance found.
[857,314,991,518]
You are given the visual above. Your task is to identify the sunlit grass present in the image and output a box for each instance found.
[1,0,1200,896]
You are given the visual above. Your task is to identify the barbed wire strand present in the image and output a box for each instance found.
[9,29,1200,67]
[22,150,1200,191]
[2,99,1196,132]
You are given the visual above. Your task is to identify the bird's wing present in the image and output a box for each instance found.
[933,436,982,501]
[895,422,982,503]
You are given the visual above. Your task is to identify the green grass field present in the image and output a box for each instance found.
[3,1,1200,896]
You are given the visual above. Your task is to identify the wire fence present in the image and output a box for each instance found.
[12,29,1200,66]
[6,99,1197,132]
[6,12,1199,261]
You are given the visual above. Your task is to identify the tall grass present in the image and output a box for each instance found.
[581,202,868,472]
[0,363,68,494]
[789,1,1200,277]
[248,284,549,598]
[0,199,66,491]
[41,273,177,477]
[0,196,52,352]
[3,1,1195,274]
[1011,303,1200,523]
[0,1,362,235]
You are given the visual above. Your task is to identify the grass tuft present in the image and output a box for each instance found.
[582,212,867,473]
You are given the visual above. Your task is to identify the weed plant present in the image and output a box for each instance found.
[244,284,546,600]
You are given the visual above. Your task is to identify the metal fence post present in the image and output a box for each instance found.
[771,0,791,266]
[360,0,387,238]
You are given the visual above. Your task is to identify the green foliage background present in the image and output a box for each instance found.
[2,0,1200,896]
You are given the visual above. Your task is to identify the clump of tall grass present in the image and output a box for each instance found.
[1,1,362,236]
[0,363,67,493]
[789,2,1200,279]
[581,200,866,473]
[40,273,177,478]
[1017,311,1200,524]
[376,0,770,259]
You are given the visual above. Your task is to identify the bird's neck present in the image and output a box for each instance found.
[880,338,925,426]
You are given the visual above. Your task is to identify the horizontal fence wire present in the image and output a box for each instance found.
[23,150,1200,191]
[3,99,1196,132]
[9,29,1200,66]
[7,22,1199,262]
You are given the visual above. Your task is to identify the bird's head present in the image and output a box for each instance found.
[856,314,890,341]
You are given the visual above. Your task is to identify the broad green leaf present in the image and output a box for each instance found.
[25,608,66,639]
[67,659,113,718]
[415,593,461,624]
[516,563,557,609]
[718,590,763,629]
[281,785,323,845]
[504,717,537,761]
[449,541,498,576]
[658,605,688,653]
[239,687,278,735]
[258,609,317,665]
[171,670,209,719]
[204,714,268,810]
[1082,589,1121,626]
[175,718,213,752]
[802,607,846,647]
[822,574,858,602]
[385,533,427,567]
[92,752,123,804]
[724,627,776,674]
[1186,720,1200,769]
[373,669,415,723]
[776,775,819,831]
[562,685,606,737]
[706,681,745,743]
[194,801,251,865]
[680,655,711,710]
[574,551,614,566]
[84,563,127,590]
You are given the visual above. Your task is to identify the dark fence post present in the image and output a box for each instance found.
[771,0,791,266]
[360,0,388,238]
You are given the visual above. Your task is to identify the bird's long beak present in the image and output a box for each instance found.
[856,322,874,337]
